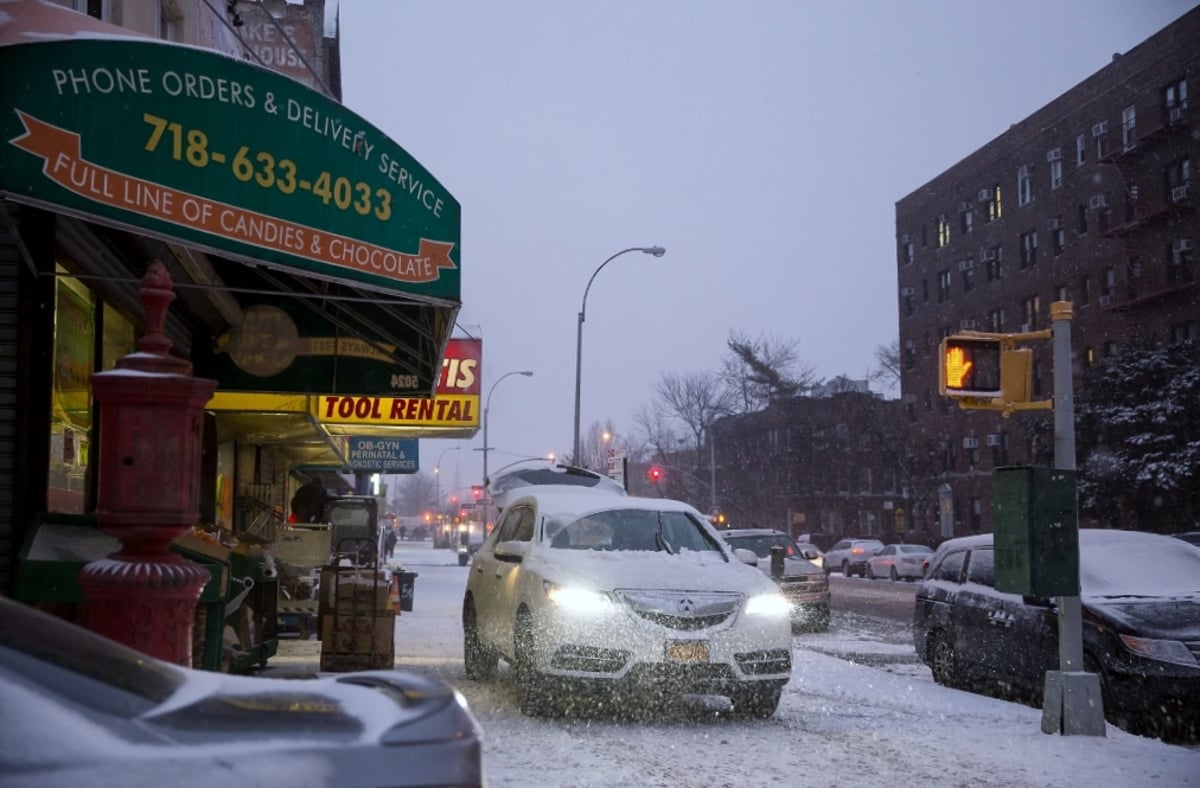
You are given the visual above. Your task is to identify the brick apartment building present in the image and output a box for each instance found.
[895,7,1199,539]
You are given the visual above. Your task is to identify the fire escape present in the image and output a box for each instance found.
[1096,101,1196,313]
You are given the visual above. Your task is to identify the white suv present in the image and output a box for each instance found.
[462,490,793,717]
[823,538,885,577]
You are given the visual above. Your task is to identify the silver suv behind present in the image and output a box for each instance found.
[823,538,885,577]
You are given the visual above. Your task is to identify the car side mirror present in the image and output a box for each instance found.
[799,547,819,559]
[1022,594,1053,608]
[733,548,758,566]
[494,541,528,562]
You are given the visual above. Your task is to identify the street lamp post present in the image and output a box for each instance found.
[433,445,460,520]
[481,370,534,519]
[573,245,666,463]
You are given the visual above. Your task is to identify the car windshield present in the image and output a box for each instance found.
[896,545,932,555]
[723,534,798,559]
[1080,531,1200,598]
[547,508,723,554]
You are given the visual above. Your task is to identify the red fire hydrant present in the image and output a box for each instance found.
[77,261,216,666]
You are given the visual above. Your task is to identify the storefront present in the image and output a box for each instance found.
[0,0,469,652]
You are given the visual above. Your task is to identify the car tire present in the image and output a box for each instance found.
[928,630,959,687]
[841,560,851,577]
[890,567,899,582]
[866,565,875,580]
[515,610,554,716]
[730,683,783,719]
[462,598,497,680]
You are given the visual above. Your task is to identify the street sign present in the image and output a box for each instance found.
[346,437,418,472]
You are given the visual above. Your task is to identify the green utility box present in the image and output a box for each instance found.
[993,467,1079,597]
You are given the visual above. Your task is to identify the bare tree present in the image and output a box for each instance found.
[869,339,901,396]
[655,370,734,453]
[394,471,438,516]
[720,330,817,413]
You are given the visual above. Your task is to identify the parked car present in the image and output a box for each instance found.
[1173,531,1200,547]
[0,597,484,786]
[462,490,793,718]
[866,543,934,581]
[823,538,886,577]
[913,530,1200,741]
[486,459,627,513]
[718,528,831,631]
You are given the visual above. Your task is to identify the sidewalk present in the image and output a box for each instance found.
[258,540,464,680]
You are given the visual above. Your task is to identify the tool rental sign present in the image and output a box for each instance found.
[0,37,460,302]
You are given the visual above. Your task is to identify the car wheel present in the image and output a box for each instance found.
[928,630,959,687]
[866,565,875,580]
[462,597,497,680]
[514,610,554,716]
[890,567,899,582]
[730,683,783,719]
[841,560,851,577]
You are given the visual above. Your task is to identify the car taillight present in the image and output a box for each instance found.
[851,547,863,555]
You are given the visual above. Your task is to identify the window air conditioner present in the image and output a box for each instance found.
[1099,295,1113,307]
[1019,323,1032,333]
[900,233,912,244]
[1049,218,1061,230]
[1045,149,1062,162]
[986,434,1003,447]
[977,189,992,203]
[980,249,997,262]
[904,339,915,350]
[962,437,980,449]
[1091,121,1108,137]
[1174,239,1194,253]
[1089,195,1109,209]
[900,286,915,296]
[960,319,976,330]
[1171,185,1190,203]
[958,201,970,212]
[958,259,974,272]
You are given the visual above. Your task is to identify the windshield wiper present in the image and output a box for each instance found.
[655,513,674,554]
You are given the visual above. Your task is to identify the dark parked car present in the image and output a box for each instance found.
[719,528,831,631]
[913,530,1200,741]
[0,597,484,786]
[1174,531,1200,547]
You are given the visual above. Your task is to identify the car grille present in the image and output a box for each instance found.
[779,577,826,596]
[735,648,792,675]
[616,590,742,631]
[550,645,630,673]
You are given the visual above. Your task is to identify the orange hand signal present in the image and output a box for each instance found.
[945,346,973,388]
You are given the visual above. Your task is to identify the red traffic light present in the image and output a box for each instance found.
[646,465,664,483]
[470,485,484,500]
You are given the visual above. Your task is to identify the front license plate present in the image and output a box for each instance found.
[665,641,709,662]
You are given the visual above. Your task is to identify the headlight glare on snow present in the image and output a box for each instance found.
[744,592,792,618]
[543,582,614,615]
[1118,634,1199,667]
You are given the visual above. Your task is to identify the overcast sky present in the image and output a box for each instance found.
[337,0,1197,495]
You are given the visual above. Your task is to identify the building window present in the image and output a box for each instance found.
[1017,165,1033,207]
[903,292,914,317]
[1019,229,1037,268]
[921,224,928,247]
[1164,77,1188,123]
[1084,346,1096,367]
[1094,120,1109,159]
[1103,340,1118,357]
[1055,284,1069,302]
[1101,267,1116,297]
[1170,321,1198,344]
[1076,133,1087,166]
[984,245,1003,282]
[904,341,916,370]
[937,269,952,303]
[1021,294,1040,330]
[901,240,915,265]
[982,185,1002,222]
[987,307,1005,332]
[936,215,951,248]
[1167,158,1191,203]
[1033,359,1045,398]
[969,497,982,531]
[922,279,929,304]
[1077,204,1088,235]
[1121,105,1137,151]
[961,265,975,293]
[960,205,974,235]
[1050,218,1065,255]
[1050,158,1063,190]
[1168,239,1195,286]
[1078,275,1090,306]
[990,433,1009,467]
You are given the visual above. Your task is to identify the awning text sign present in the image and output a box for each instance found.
[0,36,460,301]
[347,437,418,473]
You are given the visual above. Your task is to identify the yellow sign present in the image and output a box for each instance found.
[314,394,479,428]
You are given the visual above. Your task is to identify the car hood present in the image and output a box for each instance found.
[1088,595,1200,640]
[527,548,778,595]
[753,555,824,581]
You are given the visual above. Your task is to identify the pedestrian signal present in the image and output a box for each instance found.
[939,336,1002,398]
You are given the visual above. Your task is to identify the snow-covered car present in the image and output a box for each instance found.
[823,538,885,577]
[461,490,793,717]
[866,543,934,580]
[486,458,627,514]
[717,528,830,631]
[913,530,1200,741]
[0,596,483,787]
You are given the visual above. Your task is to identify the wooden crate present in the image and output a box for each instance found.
[319,612,395,656]
[319,568,388,612]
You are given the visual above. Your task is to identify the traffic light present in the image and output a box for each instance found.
[940,335,1002,397]
[470,485,484,500]
[646,465,664,483]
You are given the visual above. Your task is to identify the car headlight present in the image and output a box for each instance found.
[543,582,615,615]
[744,592,792,618]
[1119,634,1199,667]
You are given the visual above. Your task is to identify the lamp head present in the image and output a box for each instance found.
[643,246,666,257]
